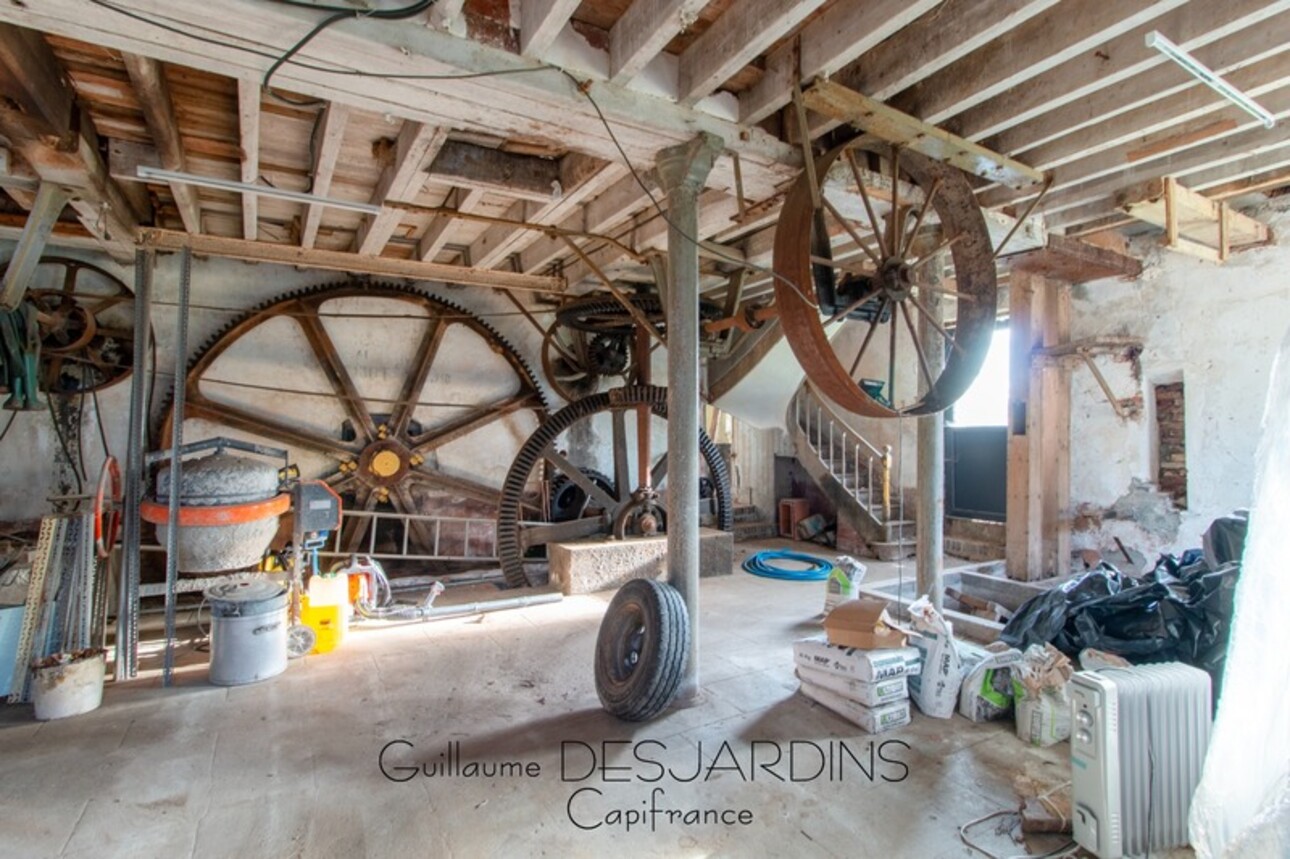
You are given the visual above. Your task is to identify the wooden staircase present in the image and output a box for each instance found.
[789,384,916,561]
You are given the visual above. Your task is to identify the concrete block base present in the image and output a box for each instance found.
[548,528,734,595]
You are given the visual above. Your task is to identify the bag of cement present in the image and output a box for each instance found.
[792,637,921,682]
[822,555,867,616]
[799,679,911,734]
[957,642,1023,722]
[796,665,908,707]
[1013,644,1074,746]
[906,595,971,719]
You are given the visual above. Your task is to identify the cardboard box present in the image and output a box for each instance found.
[823,598,908,650]
[799,680,911,734]
[795,665,908,707]
[792,636,921,682]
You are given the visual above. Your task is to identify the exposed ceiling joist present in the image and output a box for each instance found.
[301,101,350,249]
[609,0,707,85]
[237,77,260,241]
[677,0,827,105]
[354,121,448,256]
[0,0,797,200]
[121,54,201,233]
[519,171,657,274]
[138,228,566,293]
[892,0,1188,127]
[418,186,485,262]
[742,0,942,126]
[520,0,582,59]
[948,0,1290,143]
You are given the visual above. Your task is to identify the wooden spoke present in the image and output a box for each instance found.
[389,316,446,439]
[649,454,668,489]
[825,287,883,327]
[612,408,630,502]
[410,392,538,453]
[845,147,890,259]
[912,282,976,304]
[899,177,941,258]
[810,254,876,276]
[390,483,438,554]
[822,198,883,269]
[340,487,379,554]
[887,297,897,406]
[185,397,361,458]
[848,298,887,377]
[294,301,377,443]
[404,465,503,508]
[908,233,965,271]
[520,516,608,550]
[541,447,619,511]
[899,301,935,394]
[907,293,966,357]
[889,145,902,258]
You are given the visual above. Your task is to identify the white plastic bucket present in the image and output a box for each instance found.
[32,651,106,720]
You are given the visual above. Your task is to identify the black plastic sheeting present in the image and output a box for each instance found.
[1001,516,1248,697]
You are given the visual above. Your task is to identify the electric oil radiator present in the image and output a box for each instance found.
[1070,663,1212,859]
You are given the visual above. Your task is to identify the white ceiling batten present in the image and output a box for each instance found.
[1147,30,1277,129]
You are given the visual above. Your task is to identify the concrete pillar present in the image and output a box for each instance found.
[656,132,721,704]
[915,258,947,612]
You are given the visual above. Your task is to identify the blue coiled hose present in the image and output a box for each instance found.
[741,550,833,581]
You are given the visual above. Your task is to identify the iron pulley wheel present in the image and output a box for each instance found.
[772,138,998,417]
[495,385,733,589]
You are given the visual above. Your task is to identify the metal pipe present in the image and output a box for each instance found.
[115,249,153,681]
[657,133,721,706]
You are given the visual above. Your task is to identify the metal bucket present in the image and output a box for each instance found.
[205,579,289,686]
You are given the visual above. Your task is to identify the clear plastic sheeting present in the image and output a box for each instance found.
[1189,327,1290,858]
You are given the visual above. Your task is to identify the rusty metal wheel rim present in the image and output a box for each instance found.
[772,138,998,417]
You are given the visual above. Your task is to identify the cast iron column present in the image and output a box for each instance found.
[656,133,721,704]
[915,255,947,612]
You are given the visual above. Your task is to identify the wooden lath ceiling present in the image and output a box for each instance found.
[0,0,1288,289]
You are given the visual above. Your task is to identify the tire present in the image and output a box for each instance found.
[594,578,690,721]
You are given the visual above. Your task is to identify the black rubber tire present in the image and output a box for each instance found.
[594,578,689,722]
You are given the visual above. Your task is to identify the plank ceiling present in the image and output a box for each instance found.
[0,0,1288,296]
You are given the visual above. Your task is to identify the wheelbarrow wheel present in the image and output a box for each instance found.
[594,578,689,721]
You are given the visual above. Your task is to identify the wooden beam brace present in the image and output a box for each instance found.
[418,186,485,262]
[427,140,563,202]
[609,0,707,84]
[802,80,1045,189]
[1009,233,1143,283]
[520,0,582,59]
[301,101,350,249]
[0,23,75,149]
[1117,175,1272,253]
[355,121,448,256]
[0,181,71,309]
[237,77,260,241]
[122,54,201,233]
[677,0,827,104]
[138,229,566,293]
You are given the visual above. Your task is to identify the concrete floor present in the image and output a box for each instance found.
[1,540,1082,858]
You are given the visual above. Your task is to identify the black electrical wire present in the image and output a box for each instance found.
[0,412,15,446]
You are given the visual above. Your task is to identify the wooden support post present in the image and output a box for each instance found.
[1005,271,1072,581]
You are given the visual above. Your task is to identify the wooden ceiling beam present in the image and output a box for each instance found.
[948,0,1290,143]
[519,171,657,274]
[470,158,624,270]
[237,77,260,241]
[301,101,350,249]
[354,120,448,256]
[890,0,1187,127]
[122,54,201,233]
[428,140,563,202]
[417,186,485,262]
[138,228,566,293]
[0,23,138,255]
[609,0,707,85]
[0,0,797,199]
[677,0,827,105]
[520,0,582,59]
[742,0,943,126]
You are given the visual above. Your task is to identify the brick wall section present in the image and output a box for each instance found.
[1155,382,1187,509]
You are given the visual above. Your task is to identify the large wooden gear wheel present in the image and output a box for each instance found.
[164,282,547,559]
[773,138,999,417]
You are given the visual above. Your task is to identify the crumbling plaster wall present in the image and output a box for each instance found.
[0,246,553,523]
[1068,201,1290,557]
